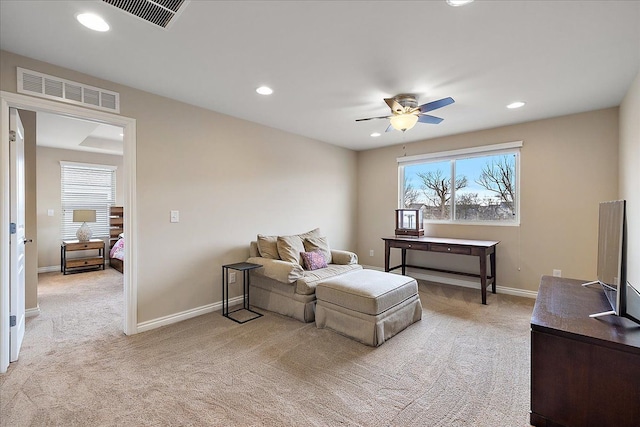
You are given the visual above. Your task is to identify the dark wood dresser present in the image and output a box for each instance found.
[530,276,640,427]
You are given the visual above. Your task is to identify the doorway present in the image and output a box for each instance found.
[1,91,137,373]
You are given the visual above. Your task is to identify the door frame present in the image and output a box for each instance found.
[0,90,138,373]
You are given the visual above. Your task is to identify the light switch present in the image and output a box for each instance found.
[47,209,54,216]
[170,210,179,223]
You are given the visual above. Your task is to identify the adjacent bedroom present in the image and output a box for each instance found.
[30,110,125,336]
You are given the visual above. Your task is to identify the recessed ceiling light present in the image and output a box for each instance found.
[256,86,273,95]
[446,0,474,7]
[76,13,110,32]
[370,132,381,137]
[507,101,526,109]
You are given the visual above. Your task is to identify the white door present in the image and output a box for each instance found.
[9,107,25,362]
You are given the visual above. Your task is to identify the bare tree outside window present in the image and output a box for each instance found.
[475,155,516,217]
[400,148,519,224]
[402,176,420,208]
[416,169,467,220]
[455,192,480,220]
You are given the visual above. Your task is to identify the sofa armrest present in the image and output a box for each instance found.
[247,257,304,284]
[330,250,358,265]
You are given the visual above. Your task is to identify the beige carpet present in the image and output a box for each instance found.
[1,269,535,426]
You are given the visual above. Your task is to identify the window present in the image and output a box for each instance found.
[60,161,117,240]
[398,141,521,225]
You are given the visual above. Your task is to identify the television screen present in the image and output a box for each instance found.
[596,200,626,315]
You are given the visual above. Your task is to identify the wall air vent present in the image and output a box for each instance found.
[103,0,189,29]
[17,68,120,113]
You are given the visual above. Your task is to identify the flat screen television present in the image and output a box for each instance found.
[583,200,627,318]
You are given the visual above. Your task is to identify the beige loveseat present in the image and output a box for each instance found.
[247,228,362,322]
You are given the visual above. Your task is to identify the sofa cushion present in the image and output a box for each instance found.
[303,236,332,264]
[257,234,280,259]
[295,263,363,295]
[277,235,306,264]
[249,241,259,258]
[246,257,303,284]
[298,228,321,240]
[331,249,358,265]
[301,250,328,271]
[256,229,320,261]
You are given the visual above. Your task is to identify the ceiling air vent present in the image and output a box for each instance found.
[103,0,189,29]
[17,68,120,114]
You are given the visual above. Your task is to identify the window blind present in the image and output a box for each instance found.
[60,162,116,240]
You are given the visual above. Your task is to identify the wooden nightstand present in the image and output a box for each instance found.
[61,239,106,275]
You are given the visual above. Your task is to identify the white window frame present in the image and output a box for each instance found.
[397,141,522,226]
[60,161,117,240]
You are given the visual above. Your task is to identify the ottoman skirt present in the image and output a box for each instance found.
[315,270,422,346]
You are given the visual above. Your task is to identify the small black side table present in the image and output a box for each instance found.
[222,262,263,324]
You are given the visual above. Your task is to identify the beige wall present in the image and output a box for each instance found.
[128,90,357,323]
[1,50,358,324]
[619,70,640,292]
[357,108,619,293]
[2,47,629,324]
[36,147,124,268]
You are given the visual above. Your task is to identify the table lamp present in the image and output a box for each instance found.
[73,209,96,241]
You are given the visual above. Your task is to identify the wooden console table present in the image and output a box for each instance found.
[530,276,640,427]
[382,236,498,304]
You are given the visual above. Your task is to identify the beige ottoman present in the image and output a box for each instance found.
[315,269,422,346]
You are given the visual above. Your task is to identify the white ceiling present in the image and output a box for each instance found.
[36,112,123,155]
[1,1,639,151]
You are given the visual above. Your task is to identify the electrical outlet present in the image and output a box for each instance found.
[553,269,562,277]
[170,210,179,223]
[369,249,374,257]
[229,272,236,283]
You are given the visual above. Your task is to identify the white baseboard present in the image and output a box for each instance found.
[361,265,537,300]
[39,263,110,274]
[26,306,40,317]
[136,295,245,333]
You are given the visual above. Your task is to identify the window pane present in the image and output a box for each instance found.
[61,164,116,240]
[404,161,453,220]
[455,153,516,221]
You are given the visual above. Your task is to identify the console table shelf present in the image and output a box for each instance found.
[530,276,640,427]
[382,236,498,304]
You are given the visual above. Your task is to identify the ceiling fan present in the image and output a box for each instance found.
[356,94,455,132]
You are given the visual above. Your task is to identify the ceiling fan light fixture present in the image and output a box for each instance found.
[390,114,419,132]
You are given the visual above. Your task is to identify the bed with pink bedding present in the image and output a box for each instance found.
[109,237,124,273]
[109,235,124,273]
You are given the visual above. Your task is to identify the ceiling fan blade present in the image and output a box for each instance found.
[384,98,404,114]
[418,97,455,113]
[355,115,391,122]
[385,123,394,132]
[417,114,444,124]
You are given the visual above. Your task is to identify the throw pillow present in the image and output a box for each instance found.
[257,234,280,259]
[298,228,321,240]
[276,235,306,265]
[303,236,332,264]
[300,250,328,271]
